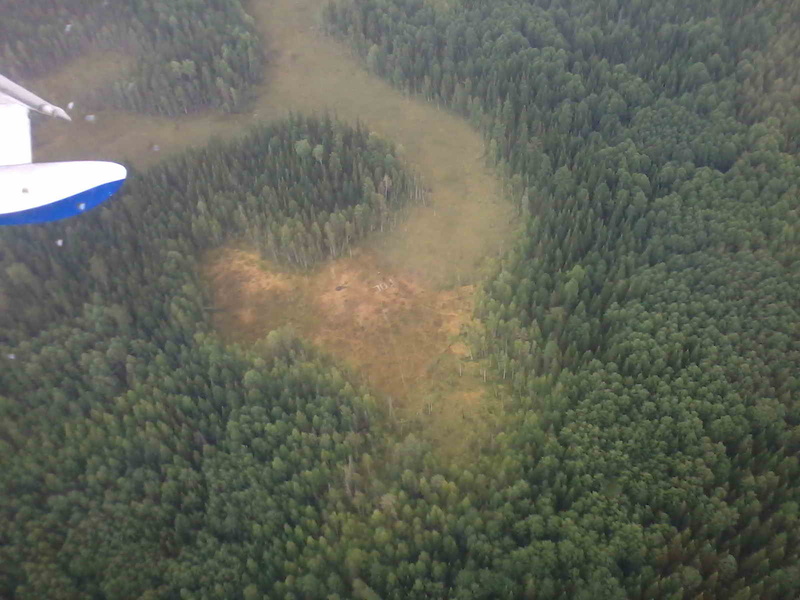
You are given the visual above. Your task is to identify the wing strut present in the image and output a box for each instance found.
[0,73,71,120]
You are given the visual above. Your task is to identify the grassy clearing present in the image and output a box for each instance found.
[32,0,516,461]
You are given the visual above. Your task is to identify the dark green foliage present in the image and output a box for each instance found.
[0,327,374,599]
[0,114,417,345]
[0,0,265,115]
[0,114,414,598]
[324,0,800,597]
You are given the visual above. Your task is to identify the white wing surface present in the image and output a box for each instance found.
[0,73,127,225]
[0,95,33,166]
[0,162,127,225]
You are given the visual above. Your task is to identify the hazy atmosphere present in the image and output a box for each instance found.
[1,0,798,598]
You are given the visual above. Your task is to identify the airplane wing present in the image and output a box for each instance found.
[0,73,126,226]
[0,161,127,225]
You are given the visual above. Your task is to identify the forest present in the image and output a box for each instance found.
[0,114,414,599]
[0,0,264,114]
[2,0,800,598]
[324,0,799,596]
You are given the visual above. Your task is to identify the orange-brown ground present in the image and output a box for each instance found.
[203,246,505,457]
[203,246,473,398]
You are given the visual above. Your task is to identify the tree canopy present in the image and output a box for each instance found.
[2,0,800,597]
[0,0,265,115]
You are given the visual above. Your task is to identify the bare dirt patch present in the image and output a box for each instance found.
[203,246,504,458]
[203,249,302,336]
[204,247,471,395]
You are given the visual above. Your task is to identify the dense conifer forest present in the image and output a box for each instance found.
[324,0,800,597]
[2,0,799,598]
[0,0,264,114]
[0,115,413,598]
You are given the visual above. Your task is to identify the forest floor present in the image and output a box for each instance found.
[32,0,516,460]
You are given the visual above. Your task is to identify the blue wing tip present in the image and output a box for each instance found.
[0,178,126,226]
